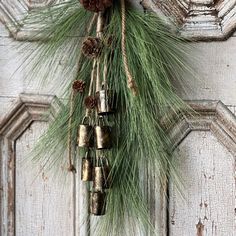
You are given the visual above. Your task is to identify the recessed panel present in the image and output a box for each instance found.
[169,131,236,235]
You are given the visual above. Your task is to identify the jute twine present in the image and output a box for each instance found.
[121,0,138,96]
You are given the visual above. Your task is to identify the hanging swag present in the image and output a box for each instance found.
[22,0,194,235]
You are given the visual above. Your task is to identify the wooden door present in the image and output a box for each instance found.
[0,1,236,235]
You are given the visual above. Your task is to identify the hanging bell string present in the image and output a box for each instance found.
[86,60,97,117]
[77,13,98,72]
[103,54,108,89]
[95,12,104,92]
[67,90,77,173]
[88,60,97,96]
[96,59,101,92]
[95,150,100,166]
[96,12,104,38]
[121,0,138,96]
[87,13,98,35]
[66,14,98,173]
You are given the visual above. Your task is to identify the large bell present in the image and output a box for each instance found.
[77,116,94,148]
[90,191,106,216]
[96,88,116,115]
[95,117,112,150]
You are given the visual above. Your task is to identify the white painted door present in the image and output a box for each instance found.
[0,1,236,235]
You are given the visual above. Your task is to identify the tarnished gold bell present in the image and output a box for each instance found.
[95,117,112,149]
[90,191,106,216]
[81,157,93,181]
[93,158,111,190]
[77,117,94,148]
[93,166,104,190]
[96,89,116,115]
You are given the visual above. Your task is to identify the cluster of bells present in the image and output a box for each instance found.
[77,88,116,215]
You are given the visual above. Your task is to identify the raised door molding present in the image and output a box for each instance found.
[1,95,236,235]
[168,100,236,155]
[1,0,236,41]
[0,0,58,40]
[141,0,236,40]
[166,100,236,235]
[0,94,61,235]
[0,93,88,236]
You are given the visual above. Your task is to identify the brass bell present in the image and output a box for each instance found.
[95,117,112,150]
[93,166,104,190]
[77,116,94,148]
[96,87,116,115]
[81,152,93,181]
[93,157,111,190]
[90,191,106,215]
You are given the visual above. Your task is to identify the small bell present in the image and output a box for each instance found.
[90,191,106,216]
[77,116,94,148]
[81,152,93,181]
[96,88,116,115]
[93,157,111,190]
[95,117,112,150]
[93,166,104,190]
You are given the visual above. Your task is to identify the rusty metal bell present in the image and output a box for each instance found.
[90,191,106,216]
[95,117,112,150]
[77,116,94,148]
[96,88,116,115]
[93,157,111,190]
[81,153,93,181]
[93,166,104,190]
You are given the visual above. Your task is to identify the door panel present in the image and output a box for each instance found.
[1,1,236,235]
[15,121,74,236]
[170,131,236,236]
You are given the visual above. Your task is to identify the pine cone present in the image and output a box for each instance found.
[80,0,113,12]
[72,80,86,93]
[84,96,97,109]
[82,37,102,59]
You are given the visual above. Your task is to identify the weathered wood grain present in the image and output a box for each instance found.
[0,94,72,236]
[15,121,74,236]
[141,0,236,40]
[0,0,58,40]
[178,37,236,106]
[1,1,236,235]
[1,0,236,41]
[169,131,236,235]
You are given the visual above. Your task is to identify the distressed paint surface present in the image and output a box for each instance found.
[141,0,236,40]
[0,1,236,235]
[169,131,236,235]
[1,0,236,40]
[15,121,74,236]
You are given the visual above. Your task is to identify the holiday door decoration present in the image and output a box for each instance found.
[21,0,194,235]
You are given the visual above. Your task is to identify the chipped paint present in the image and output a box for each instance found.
[196,219,205,236]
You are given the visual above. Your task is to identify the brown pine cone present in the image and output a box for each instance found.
[80,0,113,12]
[84,96,97,109]
[72,80,86,93]
[82,37,102,59]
